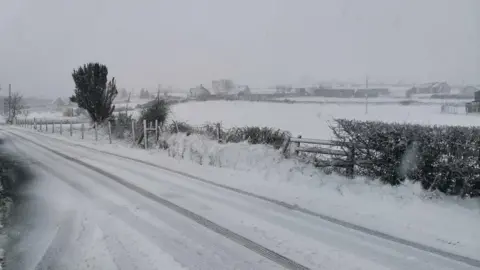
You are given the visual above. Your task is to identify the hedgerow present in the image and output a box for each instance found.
[166,122,290,149]
[330,119,480,197]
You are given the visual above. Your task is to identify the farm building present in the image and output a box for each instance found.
[275,85,293,94]
[188,85,211,99]
[465,90,480,113]
[406,82,451,97]
[52,97,66,108]
[220,85,251,98]
[309,88,355,98]
[212,79,234,94]
[354,88,390,98]
[294,88,307,96]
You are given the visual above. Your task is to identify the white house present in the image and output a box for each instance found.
[188,85,211,99]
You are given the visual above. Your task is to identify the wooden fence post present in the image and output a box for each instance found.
[294,135,302,155]
[282,136,291,156]
[143,120,147,149]
[155,119,159,143]
[108,121,112,144]
[52,122,55,133]
[60,122,63,135]
[81,123,84,139]
[131,120,136,144]
[70,121,73,136]
[45,122,48,132]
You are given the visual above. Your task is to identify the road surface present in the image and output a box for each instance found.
[1,128,479,270]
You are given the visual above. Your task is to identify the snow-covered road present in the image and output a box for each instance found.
[2,128,479,270]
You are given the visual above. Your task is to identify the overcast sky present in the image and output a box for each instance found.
[0,0,478,97]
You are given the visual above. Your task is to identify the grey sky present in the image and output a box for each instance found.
[0,0,478,97]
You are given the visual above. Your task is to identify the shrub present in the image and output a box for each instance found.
[109,112,134,139]
[223,126,290,149]
[165,121,194,134]
[62,108,74,117]
[330,119,480,197]
[164,122,290,149]
[139,98,169,127]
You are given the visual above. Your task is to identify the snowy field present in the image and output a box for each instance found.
[170,101,477,139]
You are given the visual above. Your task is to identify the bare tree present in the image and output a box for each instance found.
[8,92,25,123]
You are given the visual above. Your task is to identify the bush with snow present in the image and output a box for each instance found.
[164,121,290,149]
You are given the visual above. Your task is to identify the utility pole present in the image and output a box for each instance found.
[8,84,11,121]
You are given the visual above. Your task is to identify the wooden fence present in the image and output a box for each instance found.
[14,119,163,149]
[282,135,371,177]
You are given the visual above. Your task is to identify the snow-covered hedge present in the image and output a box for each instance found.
[330,119,480,197]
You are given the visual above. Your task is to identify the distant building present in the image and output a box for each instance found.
[189,85,211,99]
[407,82,451,97]
[235,85,251,96]
[51,97,67,111]
[275,85,293,94]
[294,88,307,96]
[52,97,66,106]
[309,88,355,98]
[354,88,389,98]
[212,79,234,94]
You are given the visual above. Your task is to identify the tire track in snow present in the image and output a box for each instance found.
[6,130,311,270]
[8,127,480,268]
[33,212,77,270]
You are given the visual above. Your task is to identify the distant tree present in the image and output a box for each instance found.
[70,63,118,123]
[139,88,150,99]
[8,92,25,123]
[118,88,128,99]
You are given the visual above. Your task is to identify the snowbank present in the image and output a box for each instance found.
[161,132,480,259]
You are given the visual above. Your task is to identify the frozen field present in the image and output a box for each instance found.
[170,101,479,139]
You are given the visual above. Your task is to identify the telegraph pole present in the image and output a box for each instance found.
[8,84,11,121]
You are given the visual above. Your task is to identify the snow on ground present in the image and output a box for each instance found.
[113,98,150,109]
[24,111,86,122]
[10,126,480,260]
[166,92,188,98]
[170,100,479,138]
